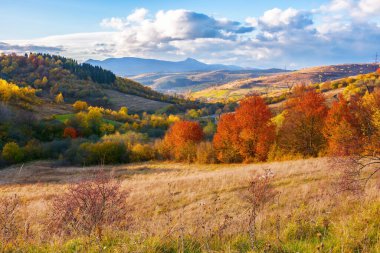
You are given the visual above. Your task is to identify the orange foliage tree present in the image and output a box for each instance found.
[278,86,328,157]
[323,95,363,156]
[213,95,275,163]
[162,120,204,161]
[324,92,380,156]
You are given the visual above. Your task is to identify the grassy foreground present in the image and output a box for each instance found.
[0,158,379,252]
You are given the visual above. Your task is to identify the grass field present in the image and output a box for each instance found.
[104,89,170,112]
[1,158,380,252]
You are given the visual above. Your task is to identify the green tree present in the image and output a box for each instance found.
[2,142,24,164]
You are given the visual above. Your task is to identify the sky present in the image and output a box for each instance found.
[1,0,380,68]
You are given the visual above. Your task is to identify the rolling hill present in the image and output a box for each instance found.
[130,69,289,93]
[192,63,380,102]
[0,53,177,113]
[85,57,243,76]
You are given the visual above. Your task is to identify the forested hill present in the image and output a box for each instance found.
[0,53,177,107]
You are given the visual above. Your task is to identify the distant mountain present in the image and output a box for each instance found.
[85,57,244,76]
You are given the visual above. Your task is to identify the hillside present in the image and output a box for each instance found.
[130,69,289,93]
[193,63,379,102]
[1,158,380,252]
[0,53,174,112]
[85,57,244,76]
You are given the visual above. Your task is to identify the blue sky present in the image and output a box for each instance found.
[0,0,327,39]
[1,0,380,68]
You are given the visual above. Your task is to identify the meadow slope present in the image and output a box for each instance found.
[1,158,380,252]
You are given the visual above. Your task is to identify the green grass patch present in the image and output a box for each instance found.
[54,113,75,122]
[53,114,123,126]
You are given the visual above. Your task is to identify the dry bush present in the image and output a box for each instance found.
[48,173,131,238]
[0,195,22,243]
[335,155,380,194]
[243,169,278,249]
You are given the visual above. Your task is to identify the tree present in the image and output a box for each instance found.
[235,96,276,162]
[323,95,363,156]
[328,91,380,193]
[72,100,88,111]
[278,86,328,157]
[162,120,204,161]
[63,127,78,139]
[203,120,216,139]
[55,93,64,104]
[2,142,24,164]
[213,96,275,163]
[213,113,242,163]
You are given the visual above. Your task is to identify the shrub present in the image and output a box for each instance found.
[131,143,154,162]
[23,139,43,161]
[41,139,71,159]
[79,141,128,165]
[196,141,216,164]
[0,195,22,244]
[49,173,130,238]
[102,131,148,148]
[243,170,277,249]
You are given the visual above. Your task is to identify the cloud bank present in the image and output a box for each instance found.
[2,1,380,68]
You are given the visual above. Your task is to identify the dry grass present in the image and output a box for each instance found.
[104,89,169,112]
[0,159,341,233]
[1,158,380,252]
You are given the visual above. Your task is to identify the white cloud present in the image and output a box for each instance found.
[127,8,148,23]
[355,0,380,17]
[258,8,313,32]
[2,2,380,68]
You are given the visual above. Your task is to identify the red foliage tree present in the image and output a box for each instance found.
[323,95,364,156]
[278,86,328,157]
[63,127,78,139]
[213,113,242,163]
[163,120,204,161]
[213,95,275,163]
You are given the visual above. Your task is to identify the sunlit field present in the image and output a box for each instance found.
[0,158,379,252]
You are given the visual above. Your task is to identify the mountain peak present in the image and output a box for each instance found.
[183,57,201,63]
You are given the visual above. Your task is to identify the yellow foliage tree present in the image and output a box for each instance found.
[55,93,64,104]
[72,100,88,111]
